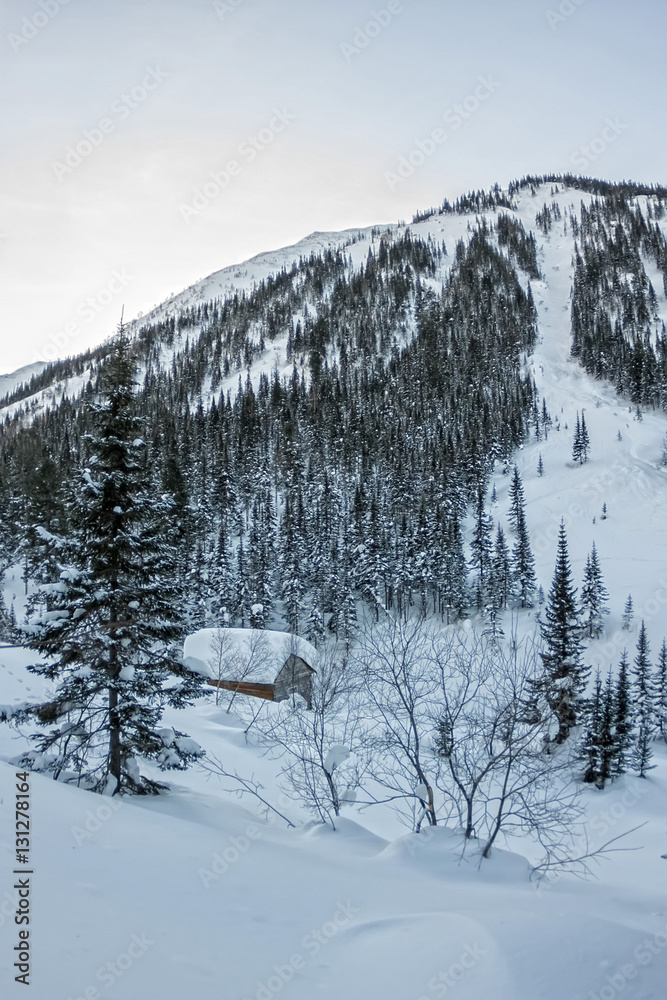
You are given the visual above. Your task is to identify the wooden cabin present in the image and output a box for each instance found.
[182,628,317,708]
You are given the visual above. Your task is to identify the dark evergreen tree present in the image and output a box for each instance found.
[511,510,537,609]
[233,536,254,628]
[599,670,617,785]
[18,454,67,586]
[507,466,526,534]
[656,639,667,743]
[579,412,590,462]
[580,543,609,638]
[328,558,357,645]
[12,336,205,794]
[305,596,325,647]
[0,468,16,571]
[632,621,655,777]
[572,413,582,464]
[622,594,634,631]
[470,484,493,611]
[440,515,468,623]
[533,521,588,743]
[490,524,511,612]
[582,670,614,787]
[0,592,19,643]
[613,650,633,777]
[571,412,589,464]
[279,497,304,635]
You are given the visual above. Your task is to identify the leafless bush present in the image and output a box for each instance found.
[255,642,366,828]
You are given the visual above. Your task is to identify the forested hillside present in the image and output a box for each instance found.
[2,174,667,646]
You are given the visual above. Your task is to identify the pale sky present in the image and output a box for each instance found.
[1,0,665,374]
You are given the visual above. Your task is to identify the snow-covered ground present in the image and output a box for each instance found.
[0,655,665,1000]
[3,185,667,999]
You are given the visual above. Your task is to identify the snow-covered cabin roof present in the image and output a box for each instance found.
[182,628,318,684]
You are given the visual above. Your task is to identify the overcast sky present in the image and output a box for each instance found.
[1,0,665,374]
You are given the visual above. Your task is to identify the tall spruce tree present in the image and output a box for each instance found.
[490,524,511,612]
[632,620,655,777]
[470,484,493,612]
[622,594,634,631]
[572,411,590,465]
[582,670,615,787]
[505,465,536,607]
[507,466,526,534]
[656,639,667,743]
[511,508,537,608]
[534,521,588,744]
[599,670,617,785]
[580,412,590,462]
[441,514,468,623]
[572,413,582,464]
[14,335,205,794]
[580,543,609,638]
[613,650,633,777]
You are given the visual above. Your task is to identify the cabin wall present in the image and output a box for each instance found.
[274,654,313,708]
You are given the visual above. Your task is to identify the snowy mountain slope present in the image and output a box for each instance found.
[0,362,46,405]
[126,226,390,330]
[0,182,625,421]
[0,183,588,422]
[486,190,667,671]
[6,181,667,678]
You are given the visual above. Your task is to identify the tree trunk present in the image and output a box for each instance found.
[108,643,121,794]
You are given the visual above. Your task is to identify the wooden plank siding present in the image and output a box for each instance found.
[207,679,276,701]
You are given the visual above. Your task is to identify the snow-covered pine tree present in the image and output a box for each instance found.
[632,620,655,777]
[579,411,590,462]
[533,520,588,744]
[17,454,66,587]
[622,594,634,630]
[537,454,544,477]
[14,334,205,795]
[211,524,233,625]
[572,412,582,464]
[279,496,304,635]
[0,468,16,572]
[504,465,536,608]
[507,466,525,533]
[656,639,667,742]
[582,670,604,786]
[0,592,19,643]
[612,650,633,777]
[511,508,537,609]
[328,559,357,646]
[490,524,511,612]
[233,536,255,627]
[583,670,618,788]
[305,596,326,647]
[440,514,468,623]
[246,512,274,628]
[470,484,493,611]
[580,542,610,638]
[598,670,617,785]
[483,529,507,638]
